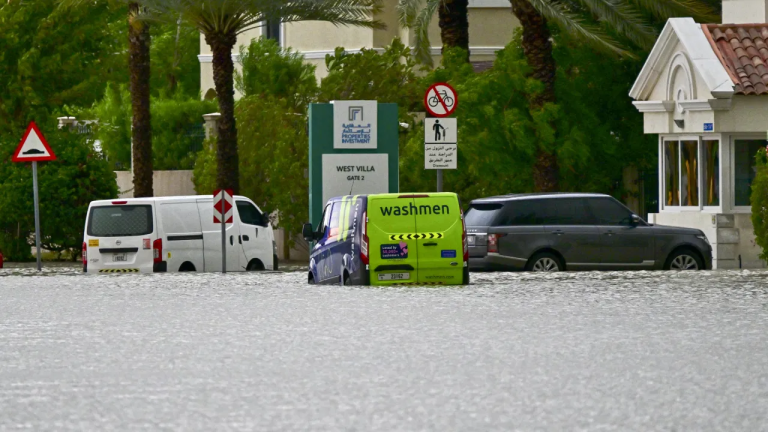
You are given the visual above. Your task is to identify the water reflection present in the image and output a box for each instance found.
[1,268,767,430]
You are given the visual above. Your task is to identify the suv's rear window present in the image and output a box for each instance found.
[87,205,153,237]
[465,203,504,226]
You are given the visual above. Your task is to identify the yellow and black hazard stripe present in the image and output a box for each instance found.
[388,232,444,241]
[98,269,140,273]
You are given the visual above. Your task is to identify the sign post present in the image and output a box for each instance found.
[424,83,458,192]
[12,122,57,272]
[213,189,233,273]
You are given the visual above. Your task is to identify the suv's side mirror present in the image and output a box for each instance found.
[302,223,315,242]
[631,214,642,225]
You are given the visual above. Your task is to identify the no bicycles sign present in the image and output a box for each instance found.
[424,82,458,117]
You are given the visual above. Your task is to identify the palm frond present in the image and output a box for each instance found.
[136,0,384,36]
[527,0,631,57]
[630,0,719,22]
[396,0,421,28]
[578,0,657,49]
[406,0,440,66]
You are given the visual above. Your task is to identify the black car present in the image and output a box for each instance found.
[466,193,712,272]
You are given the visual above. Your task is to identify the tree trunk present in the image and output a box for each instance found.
[510,0,558,192]
[439,0,469,62]
[128,2,153,198]
[206,32,240,193]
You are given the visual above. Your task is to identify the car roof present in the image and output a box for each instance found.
[90,195,252,206]
[470,192,610,204]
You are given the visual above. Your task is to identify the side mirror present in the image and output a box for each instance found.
[302,223,315,242]
[631,214,642,225]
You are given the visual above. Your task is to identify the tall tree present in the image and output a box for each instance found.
[128,2,153,197]
[508,0,717,191]
[57,0,154,197]
[397,0,469,65]
[137,0,384,193]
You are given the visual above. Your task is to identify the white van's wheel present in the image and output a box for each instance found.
[246,259,265,271]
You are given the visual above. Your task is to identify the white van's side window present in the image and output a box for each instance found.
[88,205,153,237]
[236,201,267,227]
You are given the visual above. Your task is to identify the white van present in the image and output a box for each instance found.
[82,196,276,273]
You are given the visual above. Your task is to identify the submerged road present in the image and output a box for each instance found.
[1,268,767,430]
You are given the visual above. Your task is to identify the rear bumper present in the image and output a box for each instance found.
[469,253,527,271]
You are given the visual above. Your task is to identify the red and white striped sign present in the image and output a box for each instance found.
[213,189,234,224]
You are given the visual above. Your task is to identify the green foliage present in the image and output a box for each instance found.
[751,148,768,263]
[0,127,118,261]
[399,33,654,205]
[236,38,318,111]
[319,38,423,120]
[151,95,217,170]
[150,18,202,98]
[193,97,308,237]
[90,84,132,170]
[90,86,216,170]
[0,0,127,135]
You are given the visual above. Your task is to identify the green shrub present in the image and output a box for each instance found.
[91,85,216,170]
[751,147,768,263]
[236,37,318,111]
[0,127,118,261]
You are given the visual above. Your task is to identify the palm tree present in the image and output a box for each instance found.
[397,0,469,66]
[510,0,716,191]
[403,0,716,191]
[128,1,153,197]
[59,0,154,197]
[137,0,384,193]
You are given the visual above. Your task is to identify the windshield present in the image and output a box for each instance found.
[465,203,504,226]
[87,205,153,237]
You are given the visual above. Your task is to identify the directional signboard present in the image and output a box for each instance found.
[12,121,56,162]
[213,189,234,223]
[424,82,458,117]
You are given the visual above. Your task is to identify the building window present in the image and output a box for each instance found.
[680,140,698,206]
[734,139,766,206]
[664,140,680,206]
[702,140,719,206]
[266,20,281,44]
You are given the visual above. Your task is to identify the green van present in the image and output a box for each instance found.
[302,193,469,285]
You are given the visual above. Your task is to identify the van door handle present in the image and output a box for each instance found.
[230,235,233,245]
[551,231,564,236]
[424,242,438,246]
[242,235,249,242]
[604,231,614,236]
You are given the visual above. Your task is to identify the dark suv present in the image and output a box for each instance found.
[466,193,712,272]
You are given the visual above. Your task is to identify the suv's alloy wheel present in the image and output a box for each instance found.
[526,253,563,272]
[670,254,699,270]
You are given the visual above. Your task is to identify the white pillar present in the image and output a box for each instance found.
[203,113,221,150]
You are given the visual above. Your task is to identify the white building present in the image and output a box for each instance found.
[630,0,768,269]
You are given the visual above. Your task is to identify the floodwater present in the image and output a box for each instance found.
[1,268,768,431]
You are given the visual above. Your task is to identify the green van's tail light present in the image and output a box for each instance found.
[153,238,162,263]
[461,209,469,262]
[487,234,500,253]
[360,211,369,265]
[398,194,429,198]
[82,242,87,271]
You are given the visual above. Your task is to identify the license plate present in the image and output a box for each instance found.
[113,253,128,262]
[467,235,476,245]
[378,272,410,281]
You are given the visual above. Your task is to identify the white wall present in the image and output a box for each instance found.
[115,170,196,198]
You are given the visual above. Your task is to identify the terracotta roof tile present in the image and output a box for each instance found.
[704,24,768,95]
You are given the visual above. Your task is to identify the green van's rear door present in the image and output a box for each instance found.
[413,193,463,285]
[367,195,419,285]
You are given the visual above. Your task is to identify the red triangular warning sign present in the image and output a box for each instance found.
[12,121,57,163]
